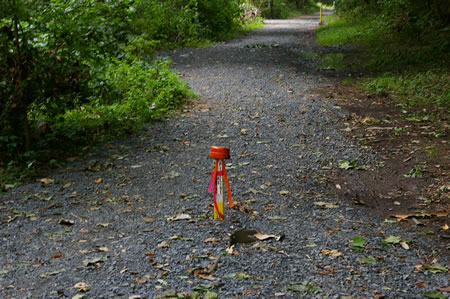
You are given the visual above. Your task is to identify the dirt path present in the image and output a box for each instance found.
[1,14,448,298]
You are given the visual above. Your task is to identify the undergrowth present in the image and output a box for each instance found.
[316,14,450,112]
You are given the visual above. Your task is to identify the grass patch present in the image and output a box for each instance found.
[362,71,449,108]
[316,14,450,113]
[321,53,346,69]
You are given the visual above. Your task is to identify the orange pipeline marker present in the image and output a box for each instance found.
[208,146,233,220]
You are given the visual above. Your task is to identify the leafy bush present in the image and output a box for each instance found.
[51,59,194,145]
[133,0,243,45]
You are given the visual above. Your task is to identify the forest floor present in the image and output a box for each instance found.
[0,13,448,298]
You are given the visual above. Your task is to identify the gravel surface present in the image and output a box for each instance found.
[1,14,448,298]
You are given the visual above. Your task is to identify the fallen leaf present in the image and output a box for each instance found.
[425,264,448,273]
[227,272,252,279]
[400,241,410,250]
[97,247,110,252]
[385,235,401,244]
[95,178,103,183]
[40,178,54,184]
[96,223,112,227]
[321,249,343,257]
[352,236,366,251]
[314,201,339,209]
[53,253,63,259]
[170,235,193,241]
[442,224,449,230]
[41,196,53,201]
[279,190,290,196]
[415,282,426,288]
[199,274,219,281]
[156,241,170,248]
[82,257,106,267]
[72,294,85,299]
[130,165,143,169]
[358,256,376,264]
[204,291,218,299]
[167,213,191,222]
[134,278,147,284]
[74,282,89,292]
[58,219,75,226]
[204,237,219,245]
[267,216,288,221]
[372,291,386,299]
[162,171,181,179]
[253,232,282,241]
[142,216,157,223]
[40,269,65,278]
[424,291,445,299]
[437,287,450,292]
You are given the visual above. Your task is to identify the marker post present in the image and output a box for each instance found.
[208,146,233,220]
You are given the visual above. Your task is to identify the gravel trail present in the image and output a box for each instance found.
[1,14,448,298]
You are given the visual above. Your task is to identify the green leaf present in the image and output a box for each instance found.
[352,236,366,249]
[425,264,448,273]
[358,256,376,264]
[385,235,401,244]
[288,281,321,293]
[227,272,251,279]
[204,291,218,299]
[192,284,211,292]
[424,291,445,299]
[383,219,397,224]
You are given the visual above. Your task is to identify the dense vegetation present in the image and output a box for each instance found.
[316,0,449,112]
[0,0,278,185]
[1,0,319,185]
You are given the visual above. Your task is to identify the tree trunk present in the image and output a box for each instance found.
[10,0,31,152]
[270,0,274,19]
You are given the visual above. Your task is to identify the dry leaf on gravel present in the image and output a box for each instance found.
[314,201,339,209]
[143,216,157,223]
[74,282,89,292]
[204,237,219,245]
[400,241,410,250]
[40,178,54,184]
[82,257,106,267]
[167,213,191,222]
[161,171,181,179]
[254,232,282,241]
[156,241,170,248]
[321,249,343,257]
[58,219,74,226]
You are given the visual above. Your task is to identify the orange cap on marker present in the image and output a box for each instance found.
[209,146,230,160]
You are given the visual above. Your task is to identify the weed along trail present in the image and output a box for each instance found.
[1,14,448,298]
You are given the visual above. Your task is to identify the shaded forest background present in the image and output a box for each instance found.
[1,0,448,187]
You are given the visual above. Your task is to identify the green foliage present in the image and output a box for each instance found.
[320,53,345,69]
[247,0,318,19]
[352,236,366,252]
[316,13,449,112]
[363,71,449,108]
[132,0,243,46]
[52,59,194,144]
